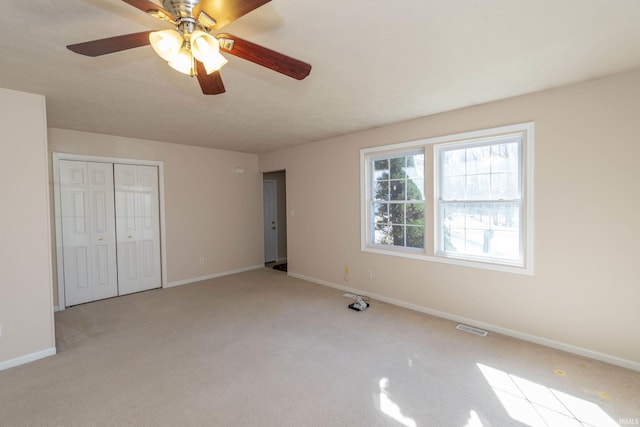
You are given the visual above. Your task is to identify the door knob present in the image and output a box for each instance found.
[272,227,276,230]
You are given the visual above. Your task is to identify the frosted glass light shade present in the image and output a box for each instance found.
[202,52,228,74]
[191,30,219,59]
[149,29,183,61]
[168,48,193,75]
[191,30,227,74]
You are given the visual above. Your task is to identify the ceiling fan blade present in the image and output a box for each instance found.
[122,0,175,21]
[67,31,152,57]
[217,33,311,80]
[196,61,226,95]
[194,0,271,30]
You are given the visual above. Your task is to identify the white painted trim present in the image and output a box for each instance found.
[288,272,640,372]
[167,264,264,288]
[54,306,60,312]
[52,154,64,310]
[52,152,168,310]
[0,347,56,371]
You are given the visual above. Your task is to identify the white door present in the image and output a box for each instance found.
[60,161,118,306]
[114,164,162,295]
[263,180,278,263]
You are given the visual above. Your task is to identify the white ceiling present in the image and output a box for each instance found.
[2,0,640,154]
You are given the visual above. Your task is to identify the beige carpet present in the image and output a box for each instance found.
[1,268,638,426]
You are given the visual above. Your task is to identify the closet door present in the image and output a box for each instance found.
[114,164,162,295]
[60,161,118,306]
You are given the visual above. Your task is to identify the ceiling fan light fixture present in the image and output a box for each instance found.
[149,29,183,61]
[168,47,194,76]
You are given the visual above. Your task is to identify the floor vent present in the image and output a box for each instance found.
[456,324,488,336]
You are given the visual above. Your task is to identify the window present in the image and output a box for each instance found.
[437,137,522,264]
[370,151,425,249]
[361,122,533,275]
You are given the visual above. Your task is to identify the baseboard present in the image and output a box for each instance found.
[54,306,60,312]
[0,347,57,371]
[288,272,640,372]
[167,264,264,288]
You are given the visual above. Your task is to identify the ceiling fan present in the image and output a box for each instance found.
[67,0,312,94]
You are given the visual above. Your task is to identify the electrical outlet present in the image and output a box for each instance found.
[366,270,373,279]
[198,257,204,266]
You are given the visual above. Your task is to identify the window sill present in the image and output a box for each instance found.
[362,246,533,276]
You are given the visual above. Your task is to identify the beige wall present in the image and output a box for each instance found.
[263,170,288,261]
[49,129,263,307]
[0,88,55,366]
[259,69,640,366]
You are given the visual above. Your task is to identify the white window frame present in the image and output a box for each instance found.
[361,122,534,275]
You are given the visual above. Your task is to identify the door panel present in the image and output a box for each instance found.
[60,161,118,306]
[72,247,89,289]
[115,164,161,295]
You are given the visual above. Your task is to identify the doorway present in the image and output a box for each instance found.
[263,171,287,269]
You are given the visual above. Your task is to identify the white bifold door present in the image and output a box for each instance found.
[114,164,161,296]
[59,160,161,307]
[60,161,119,306]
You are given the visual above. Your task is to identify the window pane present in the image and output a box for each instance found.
[441,201,521,261]
[374,159,389,180]
[373,181,389,201]
[373,203,388,225]
[442,149,465,177]
[406,226,424,248]
[465,203,491,230]
[406,154,424,179]
[491,203,520,230]
[465,229,486,255]
[466,174,491,199]
[466,146,491,174]
[389,180,406,200]
[490,230,520,260]
[491,142,519,173]
[442,176,465,200]
[390,158,406,179]
[391,225,405,246]
[406,203,424,225]
[374,224,391,245]
[407,177,424,200]
[445,227,465,253]
[443,203,465,228]
[491,172,519,199]
[389,203,405,224]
